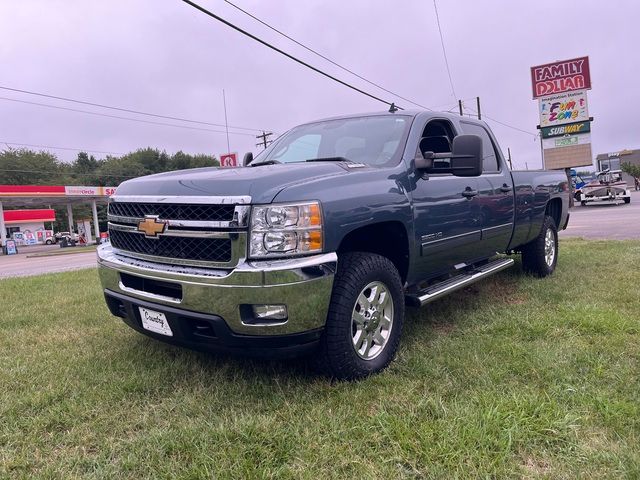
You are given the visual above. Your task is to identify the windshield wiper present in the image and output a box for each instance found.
[249,160,281,167]
[305,156,352,163]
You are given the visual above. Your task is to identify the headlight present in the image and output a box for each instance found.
[250,201,323,258]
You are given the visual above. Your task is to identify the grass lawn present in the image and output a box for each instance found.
[1,238,639,478]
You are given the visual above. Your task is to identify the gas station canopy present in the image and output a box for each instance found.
[0,185,116,207]
[0,184,117,246]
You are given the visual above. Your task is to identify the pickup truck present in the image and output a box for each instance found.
[98,111,570,379]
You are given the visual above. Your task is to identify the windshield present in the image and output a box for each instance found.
[257,115,410,166]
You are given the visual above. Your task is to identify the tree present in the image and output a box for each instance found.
[0,148,68,185]
[0,146,220,188]
[621,162,640,179]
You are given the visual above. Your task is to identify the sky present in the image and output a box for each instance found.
[0,0,638,172]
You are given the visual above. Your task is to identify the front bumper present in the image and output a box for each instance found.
[97,244,337,353]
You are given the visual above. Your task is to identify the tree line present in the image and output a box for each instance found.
[0,147,219,186]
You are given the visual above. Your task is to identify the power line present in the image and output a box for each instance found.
[465,106,537,137]
[180,0,400,110]
[221,0,432,111]
[0,85,265,133]
[256,131,273,149]
[0,96,258,137]
[2,141,125,155]
[433,0,457,99]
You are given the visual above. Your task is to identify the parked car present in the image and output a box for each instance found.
[54,231,80,242]
[97,110,570,379]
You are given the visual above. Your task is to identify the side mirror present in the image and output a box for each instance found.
[242,152,253,167]
[450,134,483,177]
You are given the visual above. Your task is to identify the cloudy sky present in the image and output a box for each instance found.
[0,0,638,171]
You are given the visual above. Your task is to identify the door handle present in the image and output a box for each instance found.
[462,188,478,198]
[500,184,513,193]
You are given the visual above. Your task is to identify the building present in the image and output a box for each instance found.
[0,184,116,248]
[595,149,640,185]
[3,209,56,244]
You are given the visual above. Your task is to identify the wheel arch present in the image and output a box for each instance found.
[545,197,563,228]
[337,221,410,284]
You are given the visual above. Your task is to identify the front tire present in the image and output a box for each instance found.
[624,197,631,204]
[315,252,404,380]
[521,215,558,277]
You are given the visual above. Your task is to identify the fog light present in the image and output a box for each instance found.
[252,304,288,321]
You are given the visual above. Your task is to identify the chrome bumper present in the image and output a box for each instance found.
[96,244,337,336]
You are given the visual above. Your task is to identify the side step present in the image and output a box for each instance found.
[405,258,514,308]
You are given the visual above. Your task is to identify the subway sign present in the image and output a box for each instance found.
[541,121,591,139]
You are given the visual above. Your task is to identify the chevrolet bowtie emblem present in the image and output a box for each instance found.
[137,215,168,238]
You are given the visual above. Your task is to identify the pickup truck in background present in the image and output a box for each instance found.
[98,111,570,379]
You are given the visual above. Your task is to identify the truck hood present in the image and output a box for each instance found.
[114,162,354,204]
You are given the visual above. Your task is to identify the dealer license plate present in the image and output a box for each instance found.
[139,307,173,337]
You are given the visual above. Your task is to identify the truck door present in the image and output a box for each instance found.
[409,119,483,279]
[459,121,515,256]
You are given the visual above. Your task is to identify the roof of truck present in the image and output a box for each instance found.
[299,109,487,127]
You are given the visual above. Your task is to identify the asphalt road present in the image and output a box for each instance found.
[561,190,640,240]
[0,251,97,279]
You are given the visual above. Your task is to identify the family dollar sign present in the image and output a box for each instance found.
[531,56,591,98]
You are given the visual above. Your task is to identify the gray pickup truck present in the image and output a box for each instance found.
[98,110,569,379]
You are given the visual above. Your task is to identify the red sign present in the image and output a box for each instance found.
[3,209,56,224]
[220,152,238,168]
[531,56,591,98]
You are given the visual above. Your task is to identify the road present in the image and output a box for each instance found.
[0,251,97,279]
[561,190,640,240]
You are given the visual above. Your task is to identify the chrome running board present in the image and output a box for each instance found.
[406,258,514,308]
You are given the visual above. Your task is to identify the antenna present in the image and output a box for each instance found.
[388,103,398,113]
[222,89,230,153]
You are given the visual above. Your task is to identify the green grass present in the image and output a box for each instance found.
[1,238,639,478]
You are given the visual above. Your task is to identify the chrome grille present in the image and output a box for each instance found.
[108,202,235,222]
[106,195,250,267]
[109,229,232,263]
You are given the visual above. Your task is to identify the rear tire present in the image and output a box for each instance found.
[624,197,631,204]
[521,215,558,278]
[315,252,404,380]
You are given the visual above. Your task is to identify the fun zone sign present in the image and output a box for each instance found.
[530,56,591,99]
[538,91,589,127]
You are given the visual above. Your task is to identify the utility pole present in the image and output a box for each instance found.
[458,99,463,116]
[536,126,544,169]
[476,97,481,120]
[222,89,230,154]
[256,131,273,150]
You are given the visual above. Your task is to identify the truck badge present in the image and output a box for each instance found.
[137,216,167,238]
